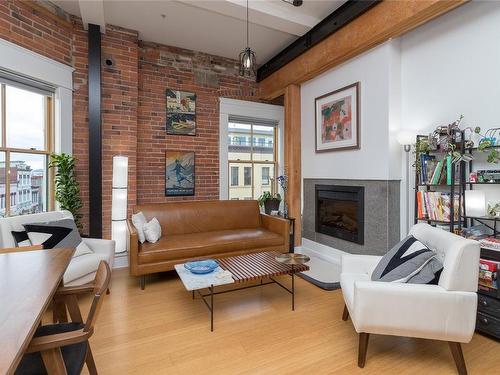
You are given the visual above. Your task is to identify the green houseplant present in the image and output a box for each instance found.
[258,191,282,215]
[49,153,84,230]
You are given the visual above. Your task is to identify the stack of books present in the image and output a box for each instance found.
[416,191,462,222]
[419,154,457,185]
[479,259,499,292]
[479,237,500,251]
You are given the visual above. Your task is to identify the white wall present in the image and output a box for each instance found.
[301,41,401,181]
[300,0,500,240]
[400,1,500,232]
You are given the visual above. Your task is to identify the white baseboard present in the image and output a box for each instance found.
[296,238,349,265]
[113,253,129,269]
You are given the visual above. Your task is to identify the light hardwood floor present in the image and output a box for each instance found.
[70,268,499,375]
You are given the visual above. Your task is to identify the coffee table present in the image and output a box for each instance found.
[175,251,309,331]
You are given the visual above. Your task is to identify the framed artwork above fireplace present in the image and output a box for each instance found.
[315,82,360,152]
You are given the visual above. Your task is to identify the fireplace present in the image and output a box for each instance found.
[315,185,365,245]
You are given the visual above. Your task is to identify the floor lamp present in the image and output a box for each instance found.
[397,131,417,236]
[112,155,128,253]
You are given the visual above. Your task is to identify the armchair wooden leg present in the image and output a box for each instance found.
[86,345,98,375]
[448,342,468,375]
[41,348,68,375]
[342,304,349,321]
[358,333,370,368]
[140,275,145,290]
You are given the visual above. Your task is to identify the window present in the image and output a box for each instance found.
[244,167,252,186]
[0,81,53,217]
[228,116,277,200]
[230,166,239,186]
[262,167,270,185]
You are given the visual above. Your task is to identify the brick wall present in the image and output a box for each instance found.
[138,42,258,205]
[1,1,261,239]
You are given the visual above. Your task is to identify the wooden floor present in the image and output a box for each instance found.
[69,268,500,375]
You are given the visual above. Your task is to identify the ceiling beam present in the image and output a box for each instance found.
[177,0,319,36]
[78,0,106,32]
[258,0,468,99]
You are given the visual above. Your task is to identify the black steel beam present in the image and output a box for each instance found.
[88,23,102,238]
[257,0,380,82]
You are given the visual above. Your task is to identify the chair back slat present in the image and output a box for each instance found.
[84,261,111,332]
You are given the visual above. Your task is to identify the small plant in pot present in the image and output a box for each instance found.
[258,191,282,215]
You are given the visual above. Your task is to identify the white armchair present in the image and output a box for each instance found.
[0,210,115,286]
[340,223,480,375]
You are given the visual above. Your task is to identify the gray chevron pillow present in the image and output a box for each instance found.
[371,235,443,285]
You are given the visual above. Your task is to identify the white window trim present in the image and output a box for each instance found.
[0,38,74,154]
[219,98,284,200]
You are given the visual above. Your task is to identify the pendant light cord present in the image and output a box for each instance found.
[246,0,249,48]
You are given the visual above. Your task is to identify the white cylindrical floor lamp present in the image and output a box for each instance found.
[112,156,128,254]
[397,130,417,236]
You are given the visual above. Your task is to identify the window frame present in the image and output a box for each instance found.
[0,82,54,217]
[227,122,278,200]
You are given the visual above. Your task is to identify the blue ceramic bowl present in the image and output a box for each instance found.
[184,259,219,274]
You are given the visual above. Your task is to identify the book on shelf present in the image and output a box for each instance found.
[479,237,500,251]
[419,154,457,185]
[479,259,499,290]
[416,191,462,222]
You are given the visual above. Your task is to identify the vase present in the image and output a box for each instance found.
[263,198,281,215]
[283,201,289,218]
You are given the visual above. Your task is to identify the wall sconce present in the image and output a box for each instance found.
[397,129,418,235]
[465,190,486,218]
[112,155,128,253]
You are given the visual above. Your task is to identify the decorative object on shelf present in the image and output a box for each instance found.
[465,190,486,217]
[184,259,219,274]
[258,191,282,215]
[277,174,289,218]
[48,153,84,232]
[398,129,419,234]
[315,82,359,152]
[487,202,500,218]
[239,0,257,77]
[165,150,195,196]
[111,155,129,253]
[469,172,478,183]
[166,89,196,135]
[463,125,483,148]
[477,169,500,183]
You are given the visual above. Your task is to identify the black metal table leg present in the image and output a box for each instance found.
[292,264,295,311]
[192,290,195,300]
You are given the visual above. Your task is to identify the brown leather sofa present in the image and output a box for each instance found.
[127,200,290,289]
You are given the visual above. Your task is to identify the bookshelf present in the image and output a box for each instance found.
[414,131,500,340]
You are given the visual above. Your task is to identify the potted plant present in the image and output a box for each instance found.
[48,153,84,231]
[258,191,282,215]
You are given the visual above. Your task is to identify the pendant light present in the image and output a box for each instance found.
[239,0,256,77]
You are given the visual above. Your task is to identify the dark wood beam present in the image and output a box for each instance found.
[88,23,102,238]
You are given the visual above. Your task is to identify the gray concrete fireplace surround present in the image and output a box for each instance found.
[303,179,400,256]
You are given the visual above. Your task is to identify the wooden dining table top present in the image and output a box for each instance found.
[0,248,74,375]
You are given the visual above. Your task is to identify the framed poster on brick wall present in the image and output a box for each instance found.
[166,89,196,136]
[165,150,195,196]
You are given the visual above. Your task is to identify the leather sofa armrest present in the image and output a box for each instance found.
[260,214,290,252]
[127,220,140,275]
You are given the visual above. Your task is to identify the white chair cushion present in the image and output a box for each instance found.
[64,252,109,284]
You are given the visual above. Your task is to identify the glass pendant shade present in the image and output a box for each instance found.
[239,47,256,77]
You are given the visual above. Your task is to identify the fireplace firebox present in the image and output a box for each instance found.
[315,185,364,245]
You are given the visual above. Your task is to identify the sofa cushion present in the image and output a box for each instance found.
[138,228,284,264]
[64,252,109,284]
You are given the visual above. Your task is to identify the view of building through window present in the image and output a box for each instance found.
[228,121,277,200]
[0,83,51,217]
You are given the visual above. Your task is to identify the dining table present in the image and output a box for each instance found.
[0,248,74,375]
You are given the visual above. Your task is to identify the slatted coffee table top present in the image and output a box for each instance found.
[218,251,309,283]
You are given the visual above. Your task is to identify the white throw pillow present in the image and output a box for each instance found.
[143,217,162,243]
[131,211,147,243]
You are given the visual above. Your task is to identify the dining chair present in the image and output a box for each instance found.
[15,260,111,375]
